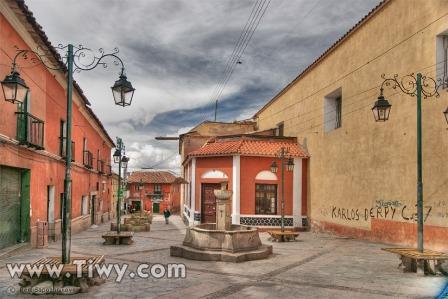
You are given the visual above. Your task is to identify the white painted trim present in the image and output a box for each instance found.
[201,169,228,179]
[293,158,303,227]
[255,170,278,181]
[232,155,241,224]
[190,158,196,225]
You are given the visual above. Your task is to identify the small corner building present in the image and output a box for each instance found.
[182,135,309,229]
[126,171,184,214]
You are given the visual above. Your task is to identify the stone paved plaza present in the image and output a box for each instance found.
[0,215,446,298]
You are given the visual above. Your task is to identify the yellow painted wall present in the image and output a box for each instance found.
[255,0,448,243]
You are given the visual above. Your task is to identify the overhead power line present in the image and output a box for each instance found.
[203,0,271,122]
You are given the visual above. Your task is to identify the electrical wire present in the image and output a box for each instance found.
[257,10,448,121]
[266,62,446,136]
[202,0,271,122]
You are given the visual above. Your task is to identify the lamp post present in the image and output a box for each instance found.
[113,138,129,234]
[1,46,135,264]
[270,147,294,233]
[373,73,446,253]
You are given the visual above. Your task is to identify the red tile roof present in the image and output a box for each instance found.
[128,171,180,184]
[187,136,309,160]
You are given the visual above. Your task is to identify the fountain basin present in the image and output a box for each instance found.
[183,223,262,253]
[171,223,272,262]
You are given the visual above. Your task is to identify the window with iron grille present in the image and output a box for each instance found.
[276,122,284,136]
[436,33,448,89]
[324,88,342,132]
[255,184,277,215]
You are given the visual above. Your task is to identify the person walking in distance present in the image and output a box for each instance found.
[163,208,171,224]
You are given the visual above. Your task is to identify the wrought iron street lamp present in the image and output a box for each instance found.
[373,72,445,253]
[112,73,135,107]
[121,155,129,168]
[287,158,295,172]
[270,147,294,234]
[1,68,28,104]
[113,149,121,163]
[1,46,135,264]
[372,88,392,122]
[113,137,129,235]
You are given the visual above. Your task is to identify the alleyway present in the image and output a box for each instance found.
[0,215,445,298]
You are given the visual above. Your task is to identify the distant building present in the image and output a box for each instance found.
[126,171,185,214]
[182,135,308,229]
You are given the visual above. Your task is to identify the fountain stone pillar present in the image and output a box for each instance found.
[214,182,233,231]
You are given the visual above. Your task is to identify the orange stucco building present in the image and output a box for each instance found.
[0,1,114,248]
[182,135,308,229]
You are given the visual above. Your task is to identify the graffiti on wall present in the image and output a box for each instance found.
[329,203,432,223]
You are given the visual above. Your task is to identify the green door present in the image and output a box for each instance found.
[0,166,21,249]
[153,202,160,214]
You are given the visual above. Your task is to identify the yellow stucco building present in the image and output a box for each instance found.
[254,0,448,250]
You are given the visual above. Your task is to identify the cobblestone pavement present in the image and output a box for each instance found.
[0,215,446,298]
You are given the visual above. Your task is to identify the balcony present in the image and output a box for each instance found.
[97,159,105,174]
[60,138,75,162]
[83,150,93,169]
[16,112,44,149]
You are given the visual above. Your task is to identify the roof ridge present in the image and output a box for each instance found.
[13,0,115,146]
[253,0,391,117]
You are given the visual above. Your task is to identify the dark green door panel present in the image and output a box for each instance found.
[20,170,30,243]
[0,166,21,249]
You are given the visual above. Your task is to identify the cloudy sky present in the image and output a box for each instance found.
[26,0,380,172]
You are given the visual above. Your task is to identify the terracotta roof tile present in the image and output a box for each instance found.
[128,171,180,184]
[188,137,308,159]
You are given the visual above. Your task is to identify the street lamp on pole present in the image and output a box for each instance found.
[270,147,294,233]
[373,73,446,253]
[1,46,135,264]
[113,138,130,235]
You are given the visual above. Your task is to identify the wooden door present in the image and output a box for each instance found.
[201,184,220,223]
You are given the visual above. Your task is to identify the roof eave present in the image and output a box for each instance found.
[253,0,391,118]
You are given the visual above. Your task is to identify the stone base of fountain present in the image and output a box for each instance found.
[170,223,272,263]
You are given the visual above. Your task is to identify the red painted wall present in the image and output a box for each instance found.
[188,155,298,219]
[0,13,113,245]
[312,218,448,251]
[240,156,293,215]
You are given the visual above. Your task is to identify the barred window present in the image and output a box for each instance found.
[255,184,277,215]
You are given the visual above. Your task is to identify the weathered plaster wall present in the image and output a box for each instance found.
[255,0,448,249]
[240,156,294,215]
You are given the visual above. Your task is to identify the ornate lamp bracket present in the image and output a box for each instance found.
[380,73,443,99]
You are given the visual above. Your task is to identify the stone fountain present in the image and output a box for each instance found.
[171,182,272,262]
